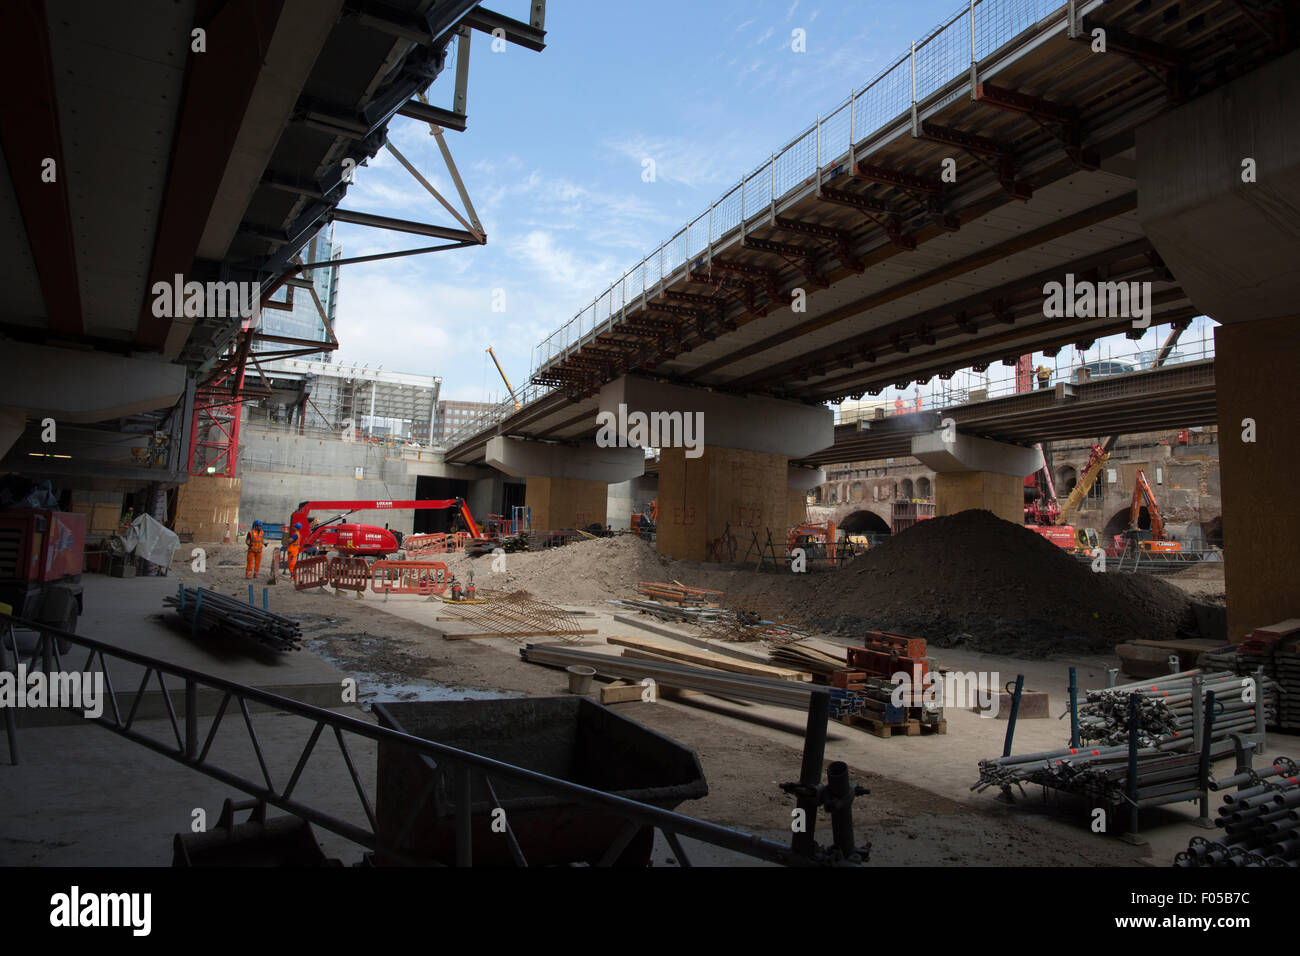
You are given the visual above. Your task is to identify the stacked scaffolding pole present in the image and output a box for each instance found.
[164,586,303,653]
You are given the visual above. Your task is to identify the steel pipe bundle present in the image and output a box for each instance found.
[1176,758,1300,867]
[1078,670,1275,748]
[972,739,1227,805]
[164,587,302,653]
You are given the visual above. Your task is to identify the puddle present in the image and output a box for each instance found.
[305,636,522,708]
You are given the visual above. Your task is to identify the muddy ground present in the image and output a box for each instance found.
[180,543,1145,865]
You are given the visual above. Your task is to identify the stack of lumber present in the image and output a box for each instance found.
[767,637,848,678]
[635,581,723,605]
[606,634,810,682]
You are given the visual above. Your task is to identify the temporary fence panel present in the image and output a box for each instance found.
[403,533,448,556]
[328,556,371,593]
[292,554,330,590]
[371,560,451,596]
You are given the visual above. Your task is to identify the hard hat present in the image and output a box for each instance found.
[294,522,302,529]
[252,520,262,528]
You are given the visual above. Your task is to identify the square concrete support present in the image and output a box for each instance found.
[933,472,1022,525]
[525,477,608,531]
[1214,315,1300,641]
[787,487,807,528]
[657,445,789,561]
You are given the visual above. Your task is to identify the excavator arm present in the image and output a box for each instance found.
[1131,469,1167,540]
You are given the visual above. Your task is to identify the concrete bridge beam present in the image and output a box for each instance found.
[0,343,187,458]
[1137,49,1300,641]
[597,376,835,559]
[485,436,644,531]
[597,374,834,459]
[910,431,1041,525]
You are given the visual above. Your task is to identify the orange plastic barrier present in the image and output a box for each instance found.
[328,556,370,592]
[403,533,448,556]
[292,554,330,590]
[370,560,450,596]
[403,532,470,555]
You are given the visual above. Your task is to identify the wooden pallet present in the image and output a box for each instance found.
[841,714,948,738]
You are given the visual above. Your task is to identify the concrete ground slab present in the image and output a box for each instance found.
[8,573,349,729]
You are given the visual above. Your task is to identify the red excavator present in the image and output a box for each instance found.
[287,498,484,558]
[1115,469,1182,556]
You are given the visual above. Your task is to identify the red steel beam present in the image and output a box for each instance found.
[0,1,83,335]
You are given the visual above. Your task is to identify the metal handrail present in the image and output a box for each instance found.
[834,329,1218,424]
[1,610,835,866]
[528,0,1083,379]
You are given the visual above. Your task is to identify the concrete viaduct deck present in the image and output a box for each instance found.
[799,358,1217,467]
[443,0,1298,641]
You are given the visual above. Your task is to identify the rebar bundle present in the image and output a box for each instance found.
[1175,757,1300,867]
[440,591,587,643]
[164,587,302,653]
[1078,670,1276,747]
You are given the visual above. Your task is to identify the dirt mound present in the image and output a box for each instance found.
[448,534,672,604]
[802,509,1196,656]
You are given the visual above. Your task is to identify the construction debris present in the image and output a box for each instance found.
[163,586,302,653]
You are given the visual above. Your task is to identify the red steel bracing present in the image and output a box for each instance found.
[370,561,450,596]
[292,554,330,591]
[188,326,254,477]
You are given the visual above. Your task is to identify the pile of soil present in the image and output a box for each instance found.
[443,534,673,604]
[802,509,1196,656]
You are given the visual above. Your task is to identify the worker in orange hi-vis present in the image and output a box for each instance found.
[893,397,904,416]
[245,521,265,579]
[286,522,303,576]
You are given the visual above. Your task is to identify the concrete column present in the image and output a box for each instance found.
[1136,49,1300,640]
[910,431,1040,525]
[486,436,643,532]
[526,476,609,531]
[658,445,790,561]
[1212,317,1299,640]
[932,472,1023,524]
[598,375,834,559]
[0,407,25,460]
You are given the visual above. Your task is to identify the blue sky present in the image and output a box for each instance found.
[329,0,1214,407]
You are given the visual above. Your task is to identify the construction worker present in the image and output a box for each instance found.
[1037,364,1052,389]
[245,521,265,579]
[287,522,303,576]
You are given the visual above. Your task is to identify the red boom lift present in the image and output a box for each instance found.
[287,498,484,558]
